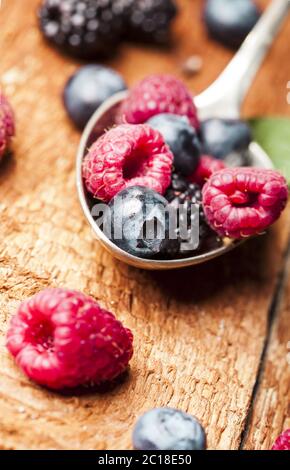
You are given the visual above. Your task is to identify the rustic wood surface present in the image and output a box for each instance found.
[0,0,289,450]
[243,255,290,450]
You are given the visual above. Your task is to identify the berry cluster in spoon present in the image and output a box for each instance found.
[82,73,288,260]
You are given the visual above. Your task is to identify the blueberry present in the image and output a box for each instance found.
[132,408,206,450]
[63,65,126,130]
[200,118,252,163]
[147,114,201,176]
[103,186,179,259]
[204,0,261,48]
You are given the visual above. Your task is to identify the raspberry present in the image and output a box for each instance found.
[125,0,178,45]
[83,124,173,202]
[0,92,15,160]
[272,429,290,450]
[118,74,199,130]
[188,155,226,187]
[202,168,288,239]
[6,288,133,390]
[38,0,130,59]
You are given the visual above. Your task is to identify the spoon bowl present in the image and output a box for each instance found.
[76,0,289,270]
[76,92,273,270]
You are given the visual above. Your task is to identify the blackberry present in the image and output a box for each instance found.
[164,173,221,256]
[38,0,129,59]
[125,0,178,45]
[165,172,197,202]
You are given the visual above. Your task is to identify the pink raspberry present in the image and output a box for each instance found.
[118,74,199,130]
[6,288,133,390]
[188,155,226,187]
[202,167,288,239]
[0,92,15,160]
[272,429,290,450]
[83,123,173,202]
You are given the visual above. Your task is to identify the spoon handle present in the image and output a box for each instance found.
[196,0,290,119]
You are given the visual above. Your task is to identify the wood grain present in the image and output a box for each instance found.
[242,257,290,450]
[0,0,289,450]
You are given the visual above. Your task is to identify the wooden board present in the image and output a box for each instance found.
[243,257,290,450]
[0,0,289,450]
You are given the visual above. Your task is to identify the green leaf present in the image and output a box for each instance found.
[249,117,290,183]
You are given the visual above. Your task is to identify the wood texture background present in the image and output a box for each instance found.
[0,0,289,450]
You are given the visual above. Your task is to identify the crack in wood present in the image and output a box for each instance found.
[239,239,290,449]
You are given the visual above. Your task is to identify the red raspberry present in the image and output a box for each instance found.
[202,167,288,239]
[272,429,290,450]
[6,288,133,390]
[118,74,199,130]
[0,92,15,160]
[188,155,226,187]
[83,123,173,202]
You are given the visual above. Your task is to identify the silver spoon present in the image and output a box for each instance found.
[76,0,290,270]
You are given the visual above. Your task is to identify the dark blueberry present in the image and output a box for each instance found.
[38,0,130,59]
[200,118,252,164]
[125,0,178,45]
[132,408,206,450]
[103,186,179,259]
[147,114,201,176]
[63,65,126,130]
[204,0,261,48]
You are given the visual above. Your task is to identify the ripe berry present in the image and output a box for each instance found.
[0,92,15,161]
[272,429,290,451]
[125,0,178,45]
[147,114,201,176]
[38,0,129,59]
[188,154,226,187]
[132,408,206,450]
[6,288,133,390]
[63,65,127,130]
[165,173,220,255]
[202,168,288,239]
[103,186,179,259]
[83,124,173,202]
[118,74,199,130]
[200,118,252,163]
[204,0,261,48]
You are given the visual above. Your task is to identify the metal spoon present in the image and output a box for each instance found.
[76,0,290,270]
